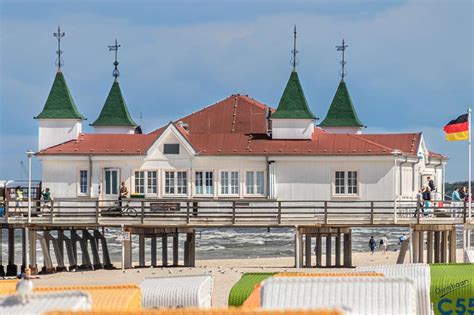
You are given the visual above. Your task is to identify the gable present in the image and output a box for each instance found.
[146,123,195,160]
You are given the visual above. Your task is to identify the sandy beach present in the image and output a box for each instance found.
[30,249,465,307]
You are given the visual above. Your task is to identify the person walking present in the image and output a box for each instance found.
[380,235,389,254]
[422,187,432,216]
[14,186,23,215]
[41,188,53,213]
[119,182,128,209]
[369,236,376,255]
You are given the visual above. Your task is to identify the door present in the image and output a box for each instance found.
[104,168,120,199]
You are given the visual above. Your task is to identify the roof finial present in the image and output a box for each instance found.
[53,26,65,70]
[108,39,121,80]
[336,38,348,80]
[291,25,299,71]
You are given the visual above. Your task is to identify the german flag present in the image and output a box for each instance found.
[444,113,469,141]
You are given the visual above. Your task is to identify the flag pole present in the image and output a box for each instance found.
[469,107,472,219]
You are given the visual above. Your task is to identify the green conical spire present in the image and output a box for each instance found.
[319,79,364,127]
[35,70,85,120]
[271,71,315,119]
[91,80,137,127]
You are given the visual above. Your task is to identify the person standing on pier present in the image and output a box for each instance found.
[427,176,436,192]
[422,187,432,216]
[119,182,128,209]
[369,236,376,255]
[41,188,53,213]
[14,186,23,215]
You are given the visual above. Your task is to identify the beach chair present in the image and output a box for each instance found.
[0,280,18,295]
[140,274,213,309]
[430,263,474,315]
[464,249,474,263]
[356,263,431,315]
[260,276,416,314]
[0,290,91,314]
[228,272,276,307]
[242,272,384,308]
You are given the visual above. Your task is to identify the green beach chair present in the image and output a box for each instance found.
[430,263,474,315]
[228,272,276,307]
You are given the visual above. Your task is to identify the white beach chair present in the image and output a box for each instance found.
[464,249,474,263]
[356,263,431,315]
[260,276,416,315]
[0,291,92,315]
[140,274,213,309]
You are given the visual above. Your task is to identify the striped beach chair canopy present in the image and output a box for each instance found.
[0,291,91,314]
[260,277,417,314]
[140,274,213,309]
[356,263,431,315]
[228,273,277,307]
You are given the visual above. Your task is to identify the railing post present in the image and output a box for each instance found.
[370,201,374,225]
[416,199,421,224]
[186,201,190,224]
[324,201,328,225]
[5,200,9,219]
[463,201,467,223]
[232,201,236,224]
[50,200,54,223]
[277,201,282,225]
[141,201,145,224]
[95,200,100,224]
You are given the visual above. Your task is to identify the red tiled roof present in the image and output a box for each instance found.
[38,94,437,158]
[37,133,160,155]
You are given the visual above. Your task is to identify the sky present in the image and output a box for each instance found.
[0,0,473,182]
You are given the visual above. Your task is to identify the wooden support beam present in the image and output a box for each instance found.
[326,236,332,267]
[78,230,92,270]
[162,234,168,267]
[434,231,440,263]
[48,233,65,271]
[412,231,419,263]
[138,234,145,267]
[396,238,409,264]
[21,228,27,272]
[343,231,352,267]
[190,231,196,267]
[84,230,102,270]
[63,234,77,270]
[335,233,341,267]
[441,231,447,263]
[427,231,433,263]
[173,234,179,266]
[70,229,78,263]
[6,228,17,276]
[28,229,37,274]
[38,232,54,273]
[315,236,322,267]
[95,230,112,269]
[151,236,157,267]
[418,231,424,263]
[123,234,132,269]
[305,235,312,268]
[449,230,457,263]
[294,229,303,268]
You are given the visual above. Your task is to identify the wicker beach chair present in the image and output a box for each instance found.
[356,263,431,315]
[260,276,416,314]
[140,274,213,309]
[464,249,474,263]
[228,272,276,307]
[0,291,91,314]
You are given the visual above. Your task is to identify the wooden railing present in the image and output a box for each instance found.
[1,198,470,227]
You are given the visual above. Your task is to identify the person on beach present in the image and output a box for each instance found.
[380,235,389,254]
[369,236,376,254]
[427,176,436,192]
[14,186,23,214]
[399,234,407,244]
[119,182,128,208]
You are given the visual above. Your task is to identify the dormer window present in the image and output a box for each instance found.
[164,144,180,155]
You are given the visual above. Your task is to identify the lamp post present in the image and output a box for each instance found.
[25,150,34,276]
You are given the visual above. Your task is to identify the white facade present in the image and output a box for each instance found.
[38,119,82,151]
[38,125,445,202]
[93,126,136,134]
[322,126,363,134]
[271,119,314,139]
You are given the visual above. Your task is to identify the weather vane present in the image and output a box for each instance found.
[108,39,121,80]
[336,39,348,79]
[53,26,65,69]
[291,25,299,70]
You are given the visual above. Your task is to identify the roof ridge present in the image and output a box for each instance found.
[347,134,395,152]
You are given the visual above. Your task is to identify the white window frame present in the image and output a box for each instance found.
[133,170,159,196]
[194,170,214,196]
[147,170,158,195]
[78,169,89,196]
[245,170,265,196]
[134,171,145,194]
[333,170,359,197]
[220,170,240,196]
[164,170,188,196]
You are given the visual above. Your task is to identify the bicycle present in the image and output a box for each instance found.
[104,200,138,217]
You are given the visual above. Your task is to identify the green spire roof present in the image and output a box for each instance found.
[271,71,315,120]
[91,80,137,127]
[35,71,85,120]
[319,79,364,127]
